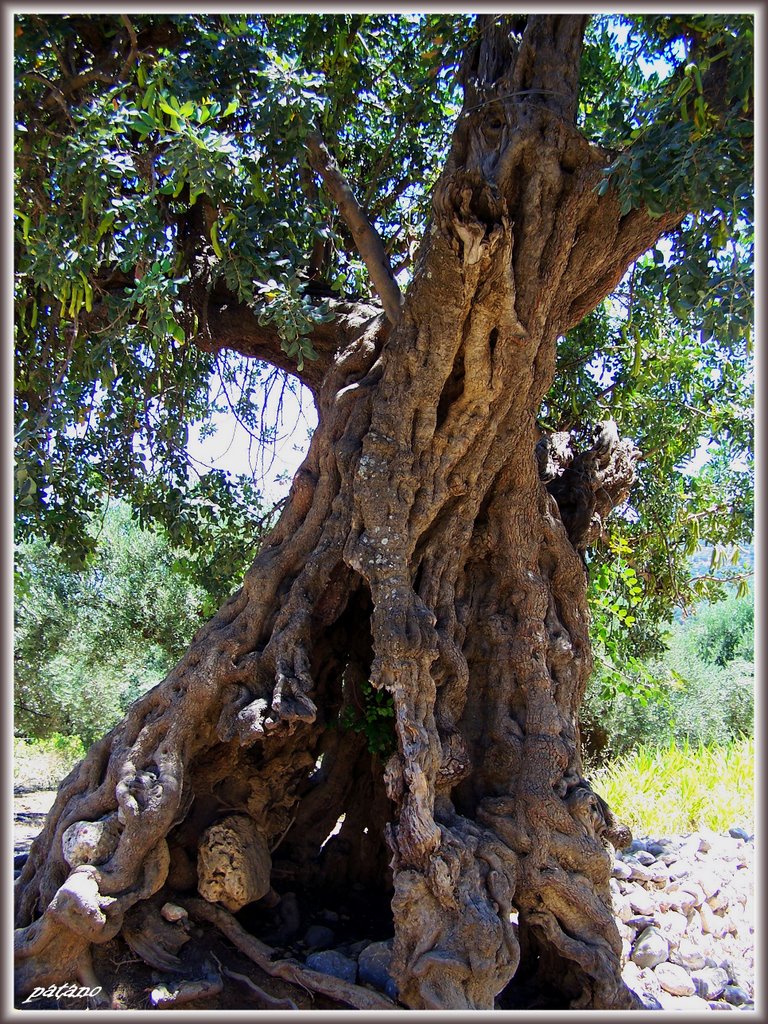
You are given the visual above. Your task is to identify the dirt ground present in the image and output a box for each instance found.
[14,788,58,859]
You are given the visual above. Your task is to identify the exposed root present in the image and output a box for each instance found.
[122,901,189,970]
[181,898,398,1010]
[211,953,299,1010]
[149,971,223,1008]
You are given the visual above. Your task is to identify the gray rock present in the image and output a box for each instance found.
[305,950,357,984]
[358,939,395,992]
[61,814,121,868]
[666,890,696,915]
[718,957,752,992]
[654,962,696,997]
[699,902,727,937]
[657,992,711,1011]
[679,879,706,906]
[628,888,656,917]
[656,909,688,943]
[304,924,335,950]
[633,849,657,866]
[631,927,669,969]
[385,978,399,1001]
[708,1001,737,1011]
[626,860,654,882]
[692,967,729,1000]
[669,939,706,971]
[346,939,370,957]
[626,915,657,932]
[697,867,723,900]
[637,992,664,1010]
[707,890,731,913]
[628,838,649,854]
[612,860,633,880]
[270,891,301,943]
[722,985,750,1006]
[668,861,694,881]
[281,892,302,932]
[728,827,750,842]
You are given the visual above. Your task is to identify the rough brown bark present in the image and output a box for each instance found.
[15,15,684,1010]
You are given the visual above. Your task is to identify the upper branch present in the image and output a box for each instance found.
[306,133,404,325]
[193,288,386,396]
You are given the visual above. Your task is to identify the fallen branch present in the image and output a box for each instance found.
[306,133,404,325]
[181,898,397,1010]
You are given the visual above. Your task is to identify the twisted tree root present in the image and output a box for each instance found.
[181,898,397,1010]
[211,952,298,1010]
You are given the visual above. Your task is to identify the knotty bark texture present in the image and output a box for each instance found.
[15,16,684,1009]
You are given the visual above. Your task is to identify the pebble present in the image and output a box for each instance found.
[655,961,697,997]
[631,927,669,969]
[618,828,754,1012]
[728,827,750,842]
[305,949,357,984]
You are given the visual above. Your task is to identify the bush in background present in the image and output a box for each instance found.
[14,734,87,792]
[581,588,754,766]
[14,502,209,746]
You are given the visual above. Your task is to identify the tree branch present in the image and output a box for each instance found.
[306,133,404,325]
[195,290,385,396]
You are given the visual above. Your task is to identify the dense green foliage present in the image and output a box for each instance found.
[14,503,218,744]
[582,585,754,765]
[592,735,753,835]
[14,14,752,668]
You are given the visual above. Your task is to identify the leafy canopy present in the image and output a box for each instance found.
[14,14,753,644]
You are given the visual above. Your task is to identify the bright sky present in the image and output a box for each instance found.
[187,379,317,504]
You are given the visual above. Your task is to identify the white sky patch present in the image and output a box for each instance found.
[187,377,317,504]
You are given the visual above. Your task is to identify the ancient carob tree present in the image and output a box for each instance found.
[14,13,753,1010]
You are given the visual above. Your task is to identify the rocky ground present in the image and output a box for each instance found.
[13,792,756,1011]
[614,828,756,1011]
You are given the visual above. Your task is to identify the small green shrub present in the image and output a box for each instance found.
[339,679,396,757]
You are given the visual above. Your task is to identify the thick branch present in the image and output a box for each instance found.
[306,133,404,325]
[196,293,385,395]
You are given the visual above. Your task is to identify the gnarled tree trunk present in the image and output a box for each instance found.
[15,16,682,1010]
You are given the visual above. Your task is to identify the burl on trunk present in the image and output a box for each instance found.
[15,16,682,1010]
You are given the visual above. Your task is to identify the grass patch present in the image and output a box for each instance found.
[14,733,86,792]
[590,735,754,836]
